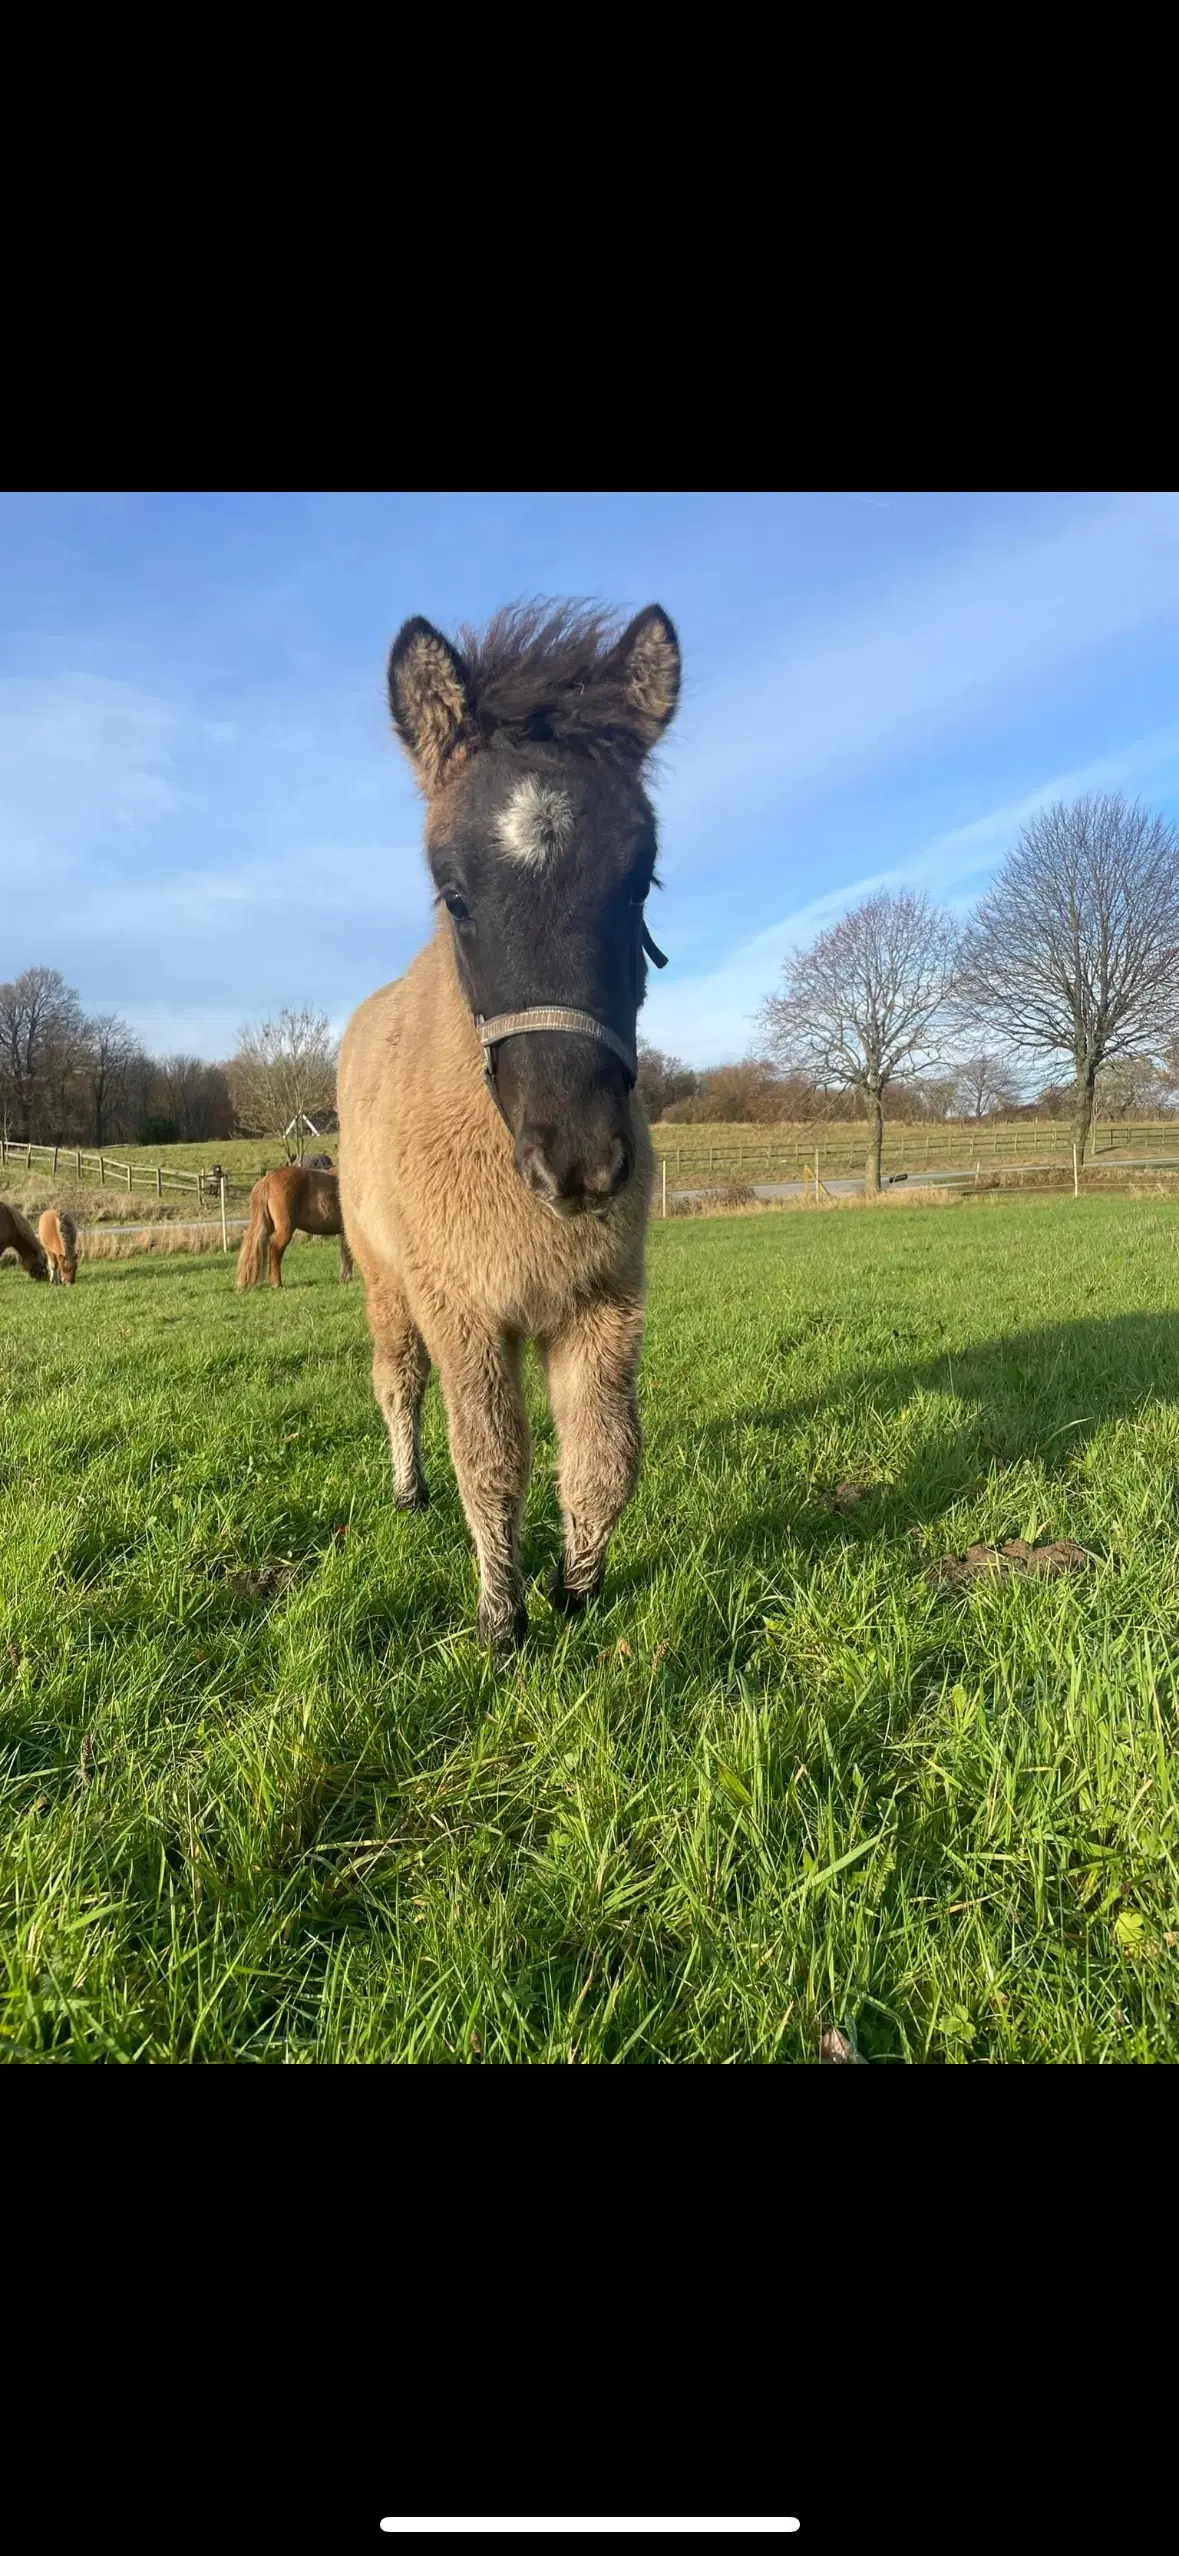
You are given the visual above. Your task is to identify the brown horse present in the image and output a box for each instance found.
[39,1207,78,1284]
[0,1199,49,1279]
[338,599,680,1653]
[235,1165,353,1290]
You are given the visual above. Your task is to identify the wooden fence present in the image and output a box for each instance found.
[649,1120,1179,1183]
[0,1137,252,1204]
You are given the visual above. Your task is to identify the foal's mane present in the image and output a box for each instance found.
[456,601,654,761]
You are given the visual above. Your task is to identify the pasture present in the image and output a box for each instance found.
[4,1193,1179,2061]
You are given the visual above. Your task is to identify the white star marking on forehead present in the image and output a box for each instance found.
[495,775,575,869]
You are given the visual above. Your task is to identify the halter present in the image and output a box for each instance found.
[474,921,668,1125]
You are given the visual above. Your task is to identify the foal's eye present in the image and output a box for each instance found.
[442,889,471,922]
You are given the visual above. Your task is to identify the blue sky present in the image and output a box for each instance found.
[3,490,1179,1065]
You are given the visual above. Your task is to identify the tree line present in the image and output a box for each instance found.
[0,971,338,1158]
[641,792,1179,1188]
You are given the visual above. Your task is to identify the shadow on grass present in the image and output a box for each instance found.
[700,1310,1179,1550]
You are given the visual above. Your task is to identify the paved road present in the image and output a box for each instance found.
[76,1216,248,1236]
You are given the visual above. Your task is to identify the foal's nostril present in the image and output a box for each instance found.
[584,1136,631,1196]
[516,1137,561,1201]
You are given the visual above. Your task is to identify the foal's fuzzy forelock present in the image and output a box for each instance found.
[496,775,575,870]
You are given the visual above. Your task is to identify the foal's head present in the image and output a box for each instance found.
[388,600,680,1216]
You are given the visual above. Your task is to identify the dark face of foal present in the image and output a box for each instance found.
[430,755,660,1213]
[387,603,681,1218]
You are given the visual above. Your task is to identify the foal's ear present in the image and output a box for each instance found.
[608,605,681,749]
[387,616,471,791]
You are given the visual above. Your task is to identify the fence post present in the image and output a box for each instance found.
[1073,1144,1079,1198]
[125,1162,132,1193]
[99,1155,106,1187]
[661,1161,667,1221]
[220,1176,228,1251]
[53,1145,59,1174]
[156,1167,162,1198]
[26,1142,32,1169]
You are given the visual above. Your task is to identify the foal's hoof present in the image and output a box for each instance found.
[478,1596,529,1658]
[394,1480,429,1513]
[548,1569,602,1617]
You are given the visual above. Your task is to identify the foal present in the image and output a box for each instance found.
[39,1207,78,1284]
[338,599,680,1651]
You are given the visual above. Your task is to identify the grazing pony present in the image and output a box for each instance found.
[38,1207,78,1284]
[0,1199,49,1280]
[235,1165,353,1291]
[338,598,680,1653]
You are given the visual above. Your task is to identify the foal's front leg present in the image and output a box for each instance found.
[369,1280,430,1511]
[544,1295,644,1614]
[436,1328,531,1654]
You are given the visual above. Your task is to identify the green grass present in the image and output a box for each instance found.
[5,1193,1179,2063]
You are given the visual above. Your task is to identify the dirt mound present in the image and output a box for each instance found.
[930,1536,1092,1590]
[822,1480,876,1514]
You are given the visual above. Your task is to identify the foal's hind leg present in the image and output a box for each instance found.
[435,1328,531,1653]
[370,1281,431,1510]
[268,1212,293,1288]
[339,1231,354,1283]
[543,1295,644,1614]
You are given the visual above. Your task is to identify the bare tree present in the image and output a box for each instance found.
[956,793,1179,1163]
[227,1008,338,1156]
[1095,1052,1169,1120]
[665,1058,806,1123]
[953,1050,1022,1121]
[635,1042,698,1123]
[156,1054,234,1143]
[0,965,87,1140]
[759,891,958,1191]
[81,1012,140,1147]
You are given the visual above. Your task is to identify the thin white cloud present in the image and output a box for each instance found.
[657,491,1179,855]
[644,720,1179,1063]
[52,840,426,944]
[0,672,183,850]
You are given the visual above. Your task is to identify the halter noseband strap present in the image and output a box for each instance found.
[478,1007,638,1089]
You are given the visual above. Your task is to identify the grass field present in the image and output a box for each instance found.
[5,1193,1179,2062]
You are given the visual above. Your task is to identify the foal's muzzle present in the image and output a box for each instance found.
[466,919,666,1215]
[515,1120,634,1217]
[477,1010,637,1215]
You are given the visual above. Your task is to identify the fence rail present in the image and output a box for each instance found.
[0,1137,253,1204]
[649,1120,1179,1181]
